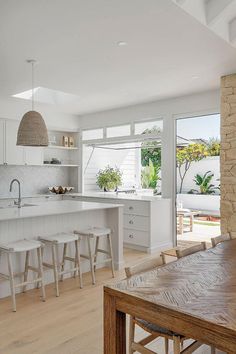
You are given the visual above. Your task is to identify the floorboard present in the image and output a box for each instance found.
[0,249,225,354]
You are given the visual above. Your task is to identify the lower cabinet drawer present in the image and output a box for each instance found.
[124,200,149,216]
[124,214,149,231]
[124,229,149,247]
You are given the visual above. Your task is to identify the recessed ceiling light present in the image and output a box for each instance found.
[117,41,128,47]
[192,75,199,80]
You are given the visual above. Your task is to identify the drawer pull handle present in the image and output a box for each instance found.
[129,220,134,224]
[129,234,134,239]
[129,206,134,210]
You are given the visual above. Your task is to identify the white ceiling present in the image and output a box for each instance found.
[1,0,236,115]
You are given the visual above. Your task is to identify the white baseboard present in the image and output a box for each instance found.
[124,241,174,254]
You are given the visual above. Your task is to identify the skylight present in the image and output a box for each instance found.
[13,87,79,105]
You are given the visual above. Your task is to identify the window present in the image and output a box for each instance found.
[134,120,163,135]
[82,128,103,140]
[106,125,131,138]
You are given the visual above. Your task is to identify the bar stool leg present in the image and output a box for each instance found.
[74,240,79,278]
[23,250,30,292]
[107,234,115,277]
[87,237,95,285]
[37,247,44,289]
[52,244,60,297]
[75,239,83,288]
[61,243,67,281]
[7,252,16,312]
[37,247,46,302]
[94,236,99,273]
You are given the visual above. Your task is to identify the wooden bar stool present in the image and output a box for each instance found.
[39,233,83,297]
[0,239,45,312]
[74,227,114,285]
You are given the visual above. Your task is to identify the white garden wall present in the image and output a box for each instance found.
[176,156,220,194]
[176,194,220,214]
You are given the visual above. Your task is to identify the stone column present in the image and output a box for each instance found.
[221,74,236,237]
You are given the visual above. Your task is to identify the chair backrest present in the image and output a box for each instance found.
[176,242,207,259]
[125,256,164,278]
[211,233,231,247]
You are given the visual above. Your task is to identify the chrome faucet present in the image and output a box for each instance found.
[9,179,22,208]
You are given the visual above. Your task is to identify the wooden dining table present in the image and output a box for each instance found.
[104,239,236,353]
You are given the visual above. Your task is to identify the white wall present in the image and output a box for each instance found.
[0,97,79,130]
[177,156,220,194]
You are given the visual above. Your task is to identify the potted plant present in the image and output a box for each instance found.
[96,166,122,192]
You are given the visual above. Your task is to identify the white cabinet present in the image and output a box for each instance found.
[5,120,24,165]
[64,195,172,254]
[0,120,4,164]
[24,147,43,165]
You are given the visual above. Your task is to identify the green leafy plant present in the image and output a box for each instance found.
[176,144,209,193]
[141,127,161,168]
[141,159,161,189]
[188,171,217,195]
[207,137,221,156]
[96,166,122,191]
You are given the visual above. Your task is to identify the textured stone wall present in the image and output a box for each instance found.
[221,74,236,237]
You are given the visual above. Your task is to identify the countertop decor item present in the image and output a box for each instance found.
[50,158,61,164]
[17,59,48,147]
[48,186,74,194]
[96,166,122,192]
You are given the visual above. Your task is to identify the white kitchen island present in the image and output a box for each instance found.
[0,200,123,298]
[64,193,173,254]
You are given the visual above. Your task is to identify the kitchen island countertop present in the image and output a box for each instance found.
[0,200,123,221]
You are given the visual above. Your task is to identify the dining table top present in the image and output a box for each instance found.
[104,239,236,353]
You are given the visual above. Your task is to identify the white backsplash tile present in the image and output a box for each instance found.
[0,165,70,197]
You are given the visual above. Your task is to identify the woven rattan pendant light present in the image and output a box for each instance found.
[17,60,48,146]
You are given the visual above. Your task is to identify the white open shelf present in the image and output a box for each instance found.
[46,145,78,150]
[43,164,79,167]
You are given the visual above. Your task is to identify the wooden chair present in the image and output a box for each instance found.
[125,256,202,354]
[211,233,231,247]
[176,242,207,259]
[176,242,216,354]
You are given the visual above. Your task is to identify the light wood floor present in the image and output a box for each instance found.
[0,248,224,354]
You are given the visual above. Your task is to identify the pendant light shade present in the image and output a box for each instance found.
[17,59,48,147]
[17,110,48,146]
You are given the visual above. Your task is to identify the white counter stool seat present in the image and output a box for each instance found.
[74,227,114,285]
[0,239,45,312]
[39,233,83,297]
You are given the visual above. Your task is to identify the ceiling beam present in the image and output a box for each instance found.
[205,0,234,25]
[229,16,236,43]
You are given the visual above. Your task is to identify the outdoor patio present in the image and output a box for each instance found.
[177,219,221,244]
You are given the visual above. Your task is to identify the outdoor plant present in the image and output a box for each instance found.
[96,166,122,191]
[141,159,161,189]
[176,143,209,193]
[141,127,161,168]
[188,171,218,195]
[207,137,220,156]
